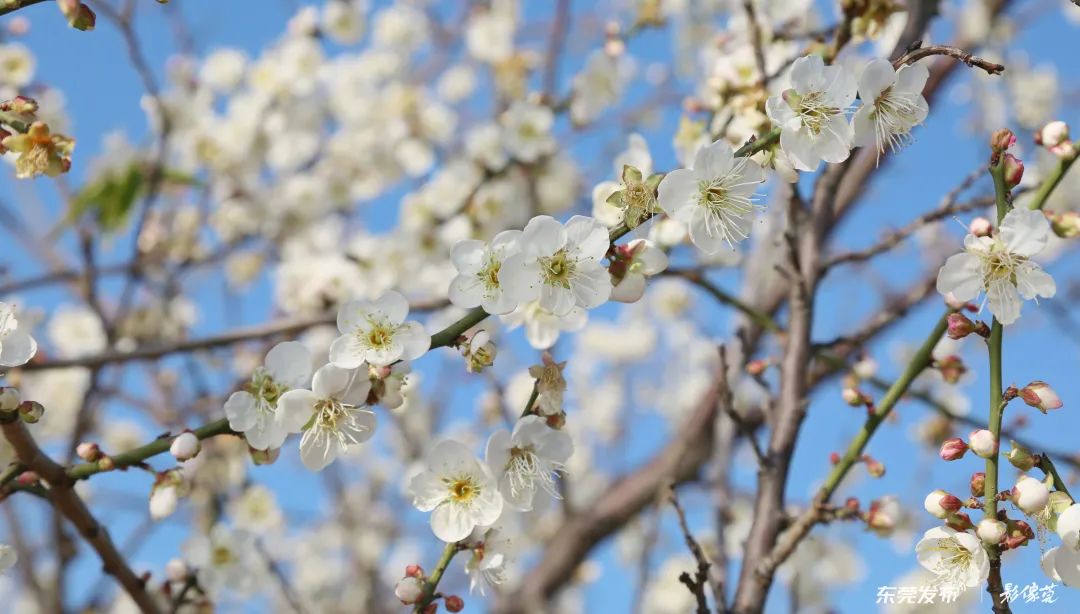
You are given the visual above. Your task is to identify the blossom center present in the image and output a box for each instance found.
[445,476,481,503]
[538,249,577,289]
[247,368,287,412]
[212,545,235,566]
[796,91,838,136]
[480,256,502,292]
[360,319,395,350]
[977,242,1027,285]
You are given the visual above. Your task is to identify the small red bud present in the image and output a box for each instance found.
[862,455,885,478]
[1002,153,1024,188]
[16,470,39,486]
[444,596,465,613]
[829,452,841,464]
[405,564,424,578]
[939,437,968,461]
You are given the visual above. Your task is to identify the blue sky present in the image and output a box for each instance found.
[2,1,1080,612]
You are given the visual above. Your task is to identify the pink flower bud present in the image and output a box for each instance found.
[968,429,998,459]
[1012,476,1050,514]
[936,355,966,384]
[1019,381,1062,413]
[76,442,101,462]
[968,217,993,237]
[15,471,38,486]
[947,313,975,339]
[924,489,961,519]
[970,472,986,496]
[405,564,424,578]
[946,512,973,532]
[1002,153,1024,188]
[1049,211,1080,239]
[863,455,885,478]
[444,595,465,612]
[977,518,1007,545]
[991,128,1016,153]
[394,576,424,604]
[939,437,968,461]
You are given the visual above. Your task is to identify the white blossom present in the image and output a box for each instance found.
[936,208,1056,325]
[448,230,522,314]
[500,102,555,163]
[224,341,313,451]
[657,139,765,253]
[277,364,376,471]
[485,416,573,511]
[182,524,263,595]
[766,54,857,171]
[408,439,503,542]
[500,300,587,350]
[329,291,430,367]
[0,302,36,367]
[914,526,990,589]
[852,58,929,159]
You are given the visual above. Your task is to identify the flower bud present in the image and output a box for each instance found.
[169,431,201,461]
[863,455,885,478]
[1019,381,1062,414]
[924,489,962,519]
[936,355,966,384]
[250,446,280,465]
[1002,153,1024,188]
[842,387,869,407]
[1013,476,1050,514]
[1055,503,1080,545]
[945,512,973,532]
[15,471,38,486]
[1049,211,1080,239]
[395,576,424,604]
[977,518,1007,545]
[1005,440,1037,471]
[991,128,1016,154]
[1004,519,1034,549]
[939,437,968,461]
[970,472,986,496]
[866,497,901,536]
[445,595,465,612]
[852,356,878,380]
[746,359,769,376]
[149,484,180,521]
[76,442,101,462]
[405,564,424,578]
[97,455,115,471]
[165,558,188,583]
[968,429,998,459]
[946,312,989,340]
[18,401,43,423]
[0,387,19,411]
[1037,121,1070,151]
[968,217,993,237]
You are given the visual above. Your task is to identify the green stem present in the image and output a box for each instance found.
[413,542,461,613]
[813,311,949,501]
[1027,154,1078,211]
[66,418,234,480]
[1039,455,1073,501]
[429,307,488,349]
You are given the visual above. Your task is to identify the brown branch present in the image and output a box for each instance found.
[0,415,160,613]
[893,44,1005,75]
[669,484,718,614]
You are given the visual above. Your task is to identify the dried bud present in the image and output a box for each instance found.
[1005,440,1037,471]
[1019,381,1062,413]
[946,312,989,340]
[970,472,986,496]
[18,401,44,423]
[936,355,966,384]
[1002,153,1024,189]
[249,446,280,466]
[939,437,968,461]
[863,455,885,478]
[968,217,993,237]
[394,576,425,605]
[977,518,1007,545]
[968,429,998,459]
[76,442,101,462]
[1013,476,1050,514]
[444,595,465,612]
[946,512,974,532]
[169,431,201,461]
[990,128,1016,155]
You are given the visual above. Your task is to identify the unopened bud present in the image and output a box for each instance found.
[165,558,188,583]
[405,564,424,578]
[97,455,115,471]
[18,401,43,423]
[444,595,464,612]
[968,217,993,237]
[149,483,180,521]
[1004,519,1034,549]
[394,576,424,605]
[15,471,38,486]
[852,356,878,380]
[946,312,989,340]
[924,489,962,519]
[1049,211,1080,239]
[866,497,900,536]
[1005,440,1037,471]
[1002,153,1024,189]
[1019,381,1062,414]
[977,518,1007,544]
[946,512,973,532]
[0,387,19,411]
[991,128,1016,155]
[968,429,998,459]
[169,431,201,461]
[936,355,966,384]
[1037,121,1070,152]
[829,451,841,465]
[249,446,280,465]
[842,387,869,407]
[863,455,885,478]
[1013,476,1050,514]
[76,442,101,462]
[970,472,986,496]
[746,359,769,376]
[939,437,968,461]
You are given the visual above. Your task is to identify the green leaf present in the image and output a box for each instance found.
[70,164,144,233]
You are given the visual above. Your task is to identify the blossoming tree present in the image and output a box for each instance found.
[0,0,1079,612]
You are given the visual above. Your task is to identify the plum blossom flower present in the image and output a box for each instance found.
[0,302,37,367]
[224,341,312,450]
[329,291,430,367]
[465,512,521,594]
[936,208,1056,325]
[182,524,263,595]
[766,55,857,171]
[915,526,990,589]
[277,364,375,471]
[500,301,587,350]
[609,238,669,303]
[500,101,555,163]
[1052,504,1080,587]
[657,139,766,253]
[486,416,573,511]
[448,230,522,315]
[408,439,503,542]
[852,58,929,160]
[500,215,612,316]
